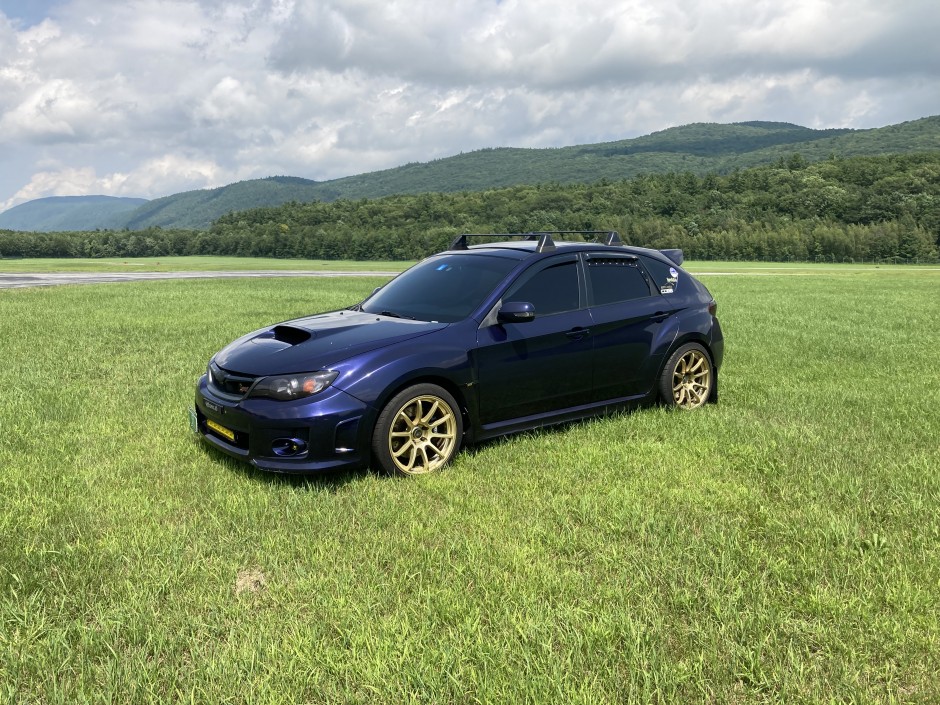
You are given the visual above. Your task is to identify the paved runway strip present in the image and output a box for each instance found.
[3,266,935,289]
[0,270,400,289]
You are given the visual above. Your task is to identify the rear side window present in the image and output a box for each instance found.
[639,255,681,294]
[505,259,580,315]
[587,258,653,306]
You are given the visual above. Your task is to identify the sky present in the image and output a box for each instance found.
[1,0,938,212]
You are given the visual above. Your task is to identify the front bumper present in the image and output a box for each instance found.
[193,375,373,473]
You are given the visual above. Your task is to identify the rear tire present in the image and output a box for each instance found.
[372,384,463,476]
[659,343,713,409]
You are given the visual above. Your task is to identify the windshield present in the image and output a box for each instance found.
[361,254,518,323]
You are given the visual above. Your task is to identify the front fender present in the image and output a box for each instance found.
[332,324,475,410]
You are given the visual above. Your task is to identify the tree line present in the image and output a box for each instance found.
[2,152,938,262]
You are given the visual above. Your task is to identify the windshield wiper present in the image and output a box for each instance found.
[378,310,415,320]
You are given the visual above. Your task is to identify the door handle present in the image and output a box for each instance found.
[650,311,671,322]
[565,327,591,340]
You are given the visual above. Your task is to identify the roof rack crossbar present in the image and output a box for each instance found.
[449,230,624,252]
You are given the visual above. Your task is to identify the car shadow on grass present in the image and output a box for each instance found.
[193,403,671,483]
[194,440,368,492]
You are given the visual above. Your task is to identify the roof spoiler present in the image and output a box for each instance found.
[660,248,684,266]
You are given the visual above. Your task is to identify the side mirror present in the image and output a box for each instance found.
[497,301,535,324]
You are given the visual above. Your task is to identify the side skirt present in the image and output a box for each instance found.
[469,393,652,444]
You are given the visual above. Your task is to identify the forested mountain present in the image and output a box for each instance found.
[122,116,940,229]
[122,176,318,230]
[4,152,937,263]
[3,116,938,232]
[0,195,148,232]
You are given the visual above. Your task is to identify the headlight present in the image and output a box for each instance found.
[246,370,339,401]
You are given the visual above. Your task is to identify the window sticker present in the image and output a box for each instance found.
[660,285,674,294]
[666,267,679,285]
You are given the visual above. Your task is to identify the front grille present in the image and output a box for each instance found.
[208,362,257,398]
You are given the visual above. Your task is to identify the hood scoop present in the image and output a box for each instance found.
[250,325,312,349]
[271,325,312,345]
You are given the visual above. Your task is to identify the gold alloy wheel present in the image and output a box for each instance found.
[387,394,458,475]
[671,348,712,409]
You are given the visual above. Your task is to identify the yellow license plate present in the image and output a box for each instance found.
[206,418,236,442]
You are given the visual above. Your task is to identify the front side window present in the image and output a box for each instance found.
[587,257,653,306]
[504,259,580,316]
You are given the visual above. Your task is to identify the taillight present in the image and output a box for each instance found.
[708,300,717,316]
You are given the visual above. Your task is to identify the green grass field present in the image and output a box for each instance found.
[1,265,939,703]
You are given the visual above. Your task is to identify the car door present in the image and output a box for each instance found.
[585,252,677,401]
[474,254,594,425]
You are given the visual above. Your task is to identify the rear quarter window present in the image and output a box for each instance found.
[639,255,682,295]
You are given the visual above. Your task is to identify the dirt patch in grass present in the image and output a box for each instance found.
[234,567,267,596]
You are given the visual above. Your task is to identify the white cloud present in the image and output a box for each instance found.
[0,154,229,211]
[0,77,130,142]
[1,166,105,211]
[126,153,229,195]
[195,76,262,125]
[0,0,938,211]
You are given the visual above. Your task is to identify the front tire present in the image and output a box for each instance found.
[372,384,463,476]
[659,343,713,409]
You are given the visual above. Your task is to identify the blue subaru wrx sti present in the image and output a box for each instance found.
[192,232,723,476]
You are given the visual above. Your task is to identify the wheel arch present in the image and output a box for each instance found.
[371,373,472,437]
[658,334,718,404]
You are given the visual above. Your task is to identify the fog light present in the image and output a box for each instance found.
[271,438,307,457]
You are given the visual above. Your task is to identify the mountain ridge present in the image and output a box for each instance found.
[0,195,149,232]
[2,116,938,232]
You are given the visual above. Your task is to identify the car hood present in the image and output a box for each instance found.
[213,310,447,376]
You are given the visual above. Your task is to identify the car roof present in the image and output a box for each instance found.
[445,235,682,266]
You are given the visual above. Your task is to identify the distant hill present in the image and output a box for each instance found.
[0,195,148,232]
[4,116,939,231]
[309,116,939,200]
[121,176,319,230]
